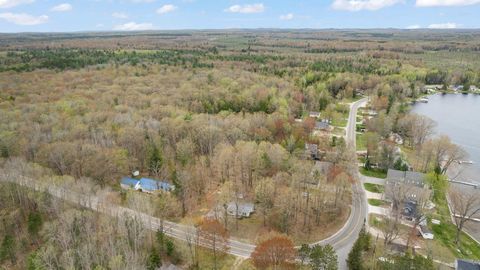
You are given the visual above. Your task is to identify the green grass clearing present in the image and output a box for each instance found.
[356,133,366,151]
[368,199,388,207]
[360,167,387,179]
[364,183,384,193]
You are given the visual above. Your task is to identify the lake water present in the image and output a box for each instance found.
[412,93,480,183]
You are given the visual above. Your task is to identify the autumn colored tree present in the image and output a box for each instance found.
[251,234,296,270]
[197,217,229,270]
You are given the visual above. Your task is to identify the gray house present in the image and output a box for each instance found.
[305,143,319,160]
[315,120,330,131]
[226,202,255,218]
[384,169,431,205]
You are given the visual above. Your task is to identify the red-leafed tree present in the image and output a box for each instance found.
[197,217,229,270]
[251,234,296,270]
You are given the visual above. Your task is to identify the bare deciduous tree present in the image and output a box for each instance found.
[449,187,480,246]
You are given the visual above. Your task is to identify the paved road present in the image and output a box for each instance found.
[326,98,368,269]
[0,174,258,257]
[361,175,386,186]
[0,98,368,268]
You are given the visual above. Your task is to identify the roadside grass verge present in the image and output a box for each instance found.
[356,133,366,151]
[368,199,388,207]
[364,183,384,193]
[360,167,387,179]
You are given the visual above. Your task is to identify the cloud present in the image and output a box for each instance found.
[156,4,177,14]
[331,0,403,11]
[279,13,294,20]
[0,0,34,8]
[0,12,48,25]
[406,24,421,29]
[416,0,480,6]
[51,3,72,12]
[112,12,128,19]
[225,3,265,13]
[428,22,459,28]
[113,21,154,31]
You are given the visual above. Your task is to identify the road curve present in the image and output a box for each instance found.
[330,97,369,269]
[0,98,368,268]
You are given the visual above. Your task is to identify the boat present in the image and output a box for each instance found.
[458,160,475,165]
[418,98,429,103]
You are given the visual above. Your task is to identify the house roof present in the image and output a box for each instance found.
[386,169,426,188]
[139,178,172,192]
[456,259,480,270]
[227,202,255,214]
[315,121,330,130]
[121,177,139,187]
[305,143,318,152]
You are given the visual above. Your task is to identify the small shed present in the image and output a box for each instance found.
[226,202,255,218]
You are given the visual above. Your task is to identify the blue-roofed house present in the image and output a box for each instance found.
[121,177,140,190]
[120,177,173,193]
[138,178,173,193]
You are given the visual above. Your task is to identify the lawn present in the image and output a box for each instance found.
[368,199,388,207]
[332,127,345,136]
[360,167,387,179]
[364,183,384,193]
[356,133,366,151]
[331,117,348,127]
[424,173,480,261]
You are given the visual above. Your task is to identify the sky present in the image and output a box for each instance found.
[0,0,480,32]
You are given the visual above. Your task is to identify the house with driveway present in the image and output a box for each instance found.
[383,169,432,222]
[384,169,431,205]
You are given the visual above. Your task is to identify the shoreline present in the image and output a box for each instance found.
[447,163,480,243]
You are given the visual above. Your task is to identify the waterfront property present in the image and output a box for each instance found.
[384,169,431,205]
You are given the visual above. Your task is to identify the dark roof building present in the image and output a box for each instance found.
[315,120,330,131]
[305,143,319,160]
[384,169,431,204]
[386,169,426,188]
[456,259,480,270]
